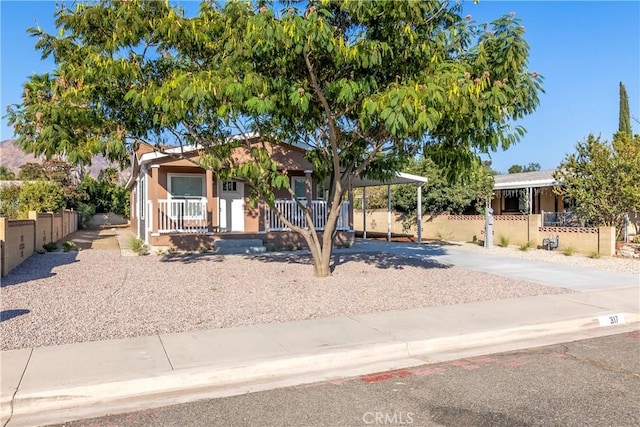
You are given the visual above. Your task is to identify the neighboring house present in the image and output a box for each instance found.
[491,170,567,217]
[127,135,353,250]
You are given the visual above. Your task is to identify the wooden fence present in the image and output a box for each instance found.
[0,210,78,277]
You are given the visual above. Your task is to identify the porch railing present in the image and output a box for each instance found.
[266,200,350,231]
[541,210,586,227]
[157,199,207,233]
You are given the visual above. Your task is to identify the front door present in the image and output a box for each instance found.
[219,180,244,232]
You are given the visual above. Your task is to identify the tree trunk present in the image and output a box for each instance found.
[304,198,342,278]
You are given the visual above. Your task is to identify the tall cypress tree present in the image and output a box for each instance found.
[618,82,632,135]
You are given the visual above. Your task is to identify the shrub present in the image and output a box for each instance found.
[18,181,65,216]
[588,251,601,259]
[0,184,22,218]
[77,202,96,229]
[63,241,77,252]
[519,240,535,251]
[562,246,575,256]
[129,236,148,255]
[498,235,510,248]
[43,242,58,252]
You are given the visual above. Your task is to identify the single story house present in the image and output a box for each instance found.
[127,134,430,251]
[127,134,356,251]
[491,170,566,216]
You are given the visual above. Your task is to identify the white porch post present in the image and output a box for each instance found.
[387,184,391,242]
[528,187,532,214]
[362,187,367,239]
[417,184,422,245]
[136,175,141,239]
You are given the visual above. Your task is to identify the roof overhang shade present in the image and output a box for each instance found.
[350,171,429,188]
[494,178,559,190]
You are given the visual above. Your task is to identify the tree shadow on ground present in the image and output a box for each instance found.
[0,309,30,322]
[1,252,79,287]
[253,247,451,272]
[158,252,226,264]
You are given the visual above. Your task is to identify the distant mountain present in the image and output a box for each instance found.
[0,139,130,182]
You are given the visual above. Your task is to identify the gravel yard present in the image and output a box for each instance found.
[0,237,574,351]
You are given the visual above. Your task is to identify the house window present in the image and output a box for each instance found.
[292,177,307,200]
[316,181,327,200]
[503,189,525,213]
[138,174,145,220]
[168,174,205,219]
[169,175,204,198]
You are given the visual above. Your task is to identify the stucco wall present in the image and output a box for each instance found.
[354,209,616,257]
[0,219,35,278]
[1,210,79,276]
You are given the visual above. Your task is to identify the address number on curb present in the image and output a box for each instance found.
[597,313,626,327]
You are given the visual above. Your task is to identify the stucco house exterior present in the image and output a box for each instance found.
[126,135,353,251]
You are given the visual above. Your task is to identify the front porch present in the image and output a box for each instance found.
[151,199,350,234]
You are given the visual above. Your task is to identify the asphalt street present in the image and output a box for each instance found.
[53,330,640,427]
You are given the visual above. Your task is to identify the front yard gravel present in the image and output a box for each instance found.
[0,243,574,351]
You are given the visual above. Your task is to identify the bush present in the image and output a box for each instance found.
[498,235,510,248]
[562,246,576,256]
[63,241,77,252]
[0,184,22,218]
[77,202,96,229]
[18,181,65,215]
[588,251,601,259]
[129,236,148,255]
[43,242,58,252]
[519,240,535,251]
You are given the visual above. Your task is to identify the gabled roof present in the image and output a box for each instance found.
[493,169,559,190]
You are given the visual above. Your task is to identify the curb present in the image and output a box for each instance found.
[3,314,638,427]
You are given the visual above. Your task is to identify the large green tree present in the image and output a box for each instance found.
[619,82,632,136]
[507,162,540,174]
[554,133,640,237]
[385,157,494,219]
[6,0,542,276]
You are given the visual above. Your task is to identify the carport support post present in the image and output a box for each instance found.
[417,184,422,245]
[362,187,367,239]
[387,185,391,242]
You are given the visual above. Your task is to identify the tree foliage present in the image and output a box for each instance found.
[0,166,16,180]
[554,133,640,236]
[507,162,540,174]
[78,167,130,217]
[0,184,22,217]
[619,82,632,136]
[357,157,494,219]
[7,0,543,276]
[17,181,65,215]
[17,162,46,180]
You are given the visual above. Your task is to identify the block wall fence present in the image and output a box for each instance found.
[354,210,616,257]
[0,210,78,277]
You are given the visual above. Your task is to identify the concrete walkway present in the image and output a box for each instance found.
[335,239,639,291]
[1,237,638,426]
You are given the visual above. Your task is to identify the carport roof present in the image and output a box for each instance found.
[351,172,429,188]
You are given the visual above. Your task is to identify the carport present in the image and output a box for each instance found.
[351,172,429,244]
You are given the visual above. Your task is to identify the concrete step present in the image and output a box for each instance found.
[214,239,266,255]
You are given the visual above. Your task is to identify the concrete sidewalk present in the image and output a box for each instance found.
[2,284,638,427]
[2,236,638,426]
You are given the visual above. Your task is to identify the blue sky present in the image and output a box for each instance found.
[1,1,638,174]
